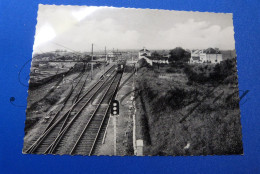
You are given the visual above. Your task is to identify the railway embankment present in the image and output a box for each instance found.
[134,59,242,156]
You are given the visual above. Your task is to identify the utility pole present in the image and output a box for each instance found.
[113,48,114,62]
[91,43,93,80]
[110,100,119,155]
[104,46,106,73]
[105,46,107,62]
[113,115,117,155]
[117,49,119,61]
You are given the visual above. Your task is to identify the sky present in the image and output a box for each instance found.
[33,5,235,53]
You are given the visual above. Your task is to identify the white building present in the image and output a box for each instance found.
[138,47,151,59]
[150,58,169,64]
[190,48,222,64]
[138,47,170,66]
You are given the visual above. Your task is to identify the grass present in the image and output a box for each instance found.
[135,58,243,156]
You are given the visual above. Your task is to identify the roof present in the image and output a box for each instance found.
[139,48,150,52]
[193,50,200,54]
[204,48,221,54]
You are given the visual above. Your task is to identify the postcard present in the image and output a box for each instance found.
[23,5,243,156]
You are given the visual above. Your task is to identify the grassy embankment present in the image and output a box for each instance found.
[135,58,243,156]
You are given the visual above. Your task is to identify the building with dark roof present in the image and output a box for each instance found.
[190,48,222,64]
[138,47,151,58]
[138,47,169,65]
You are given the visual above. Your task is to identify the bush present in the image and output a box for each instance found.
[138,58,151,68]
[169,47,191,63]
[166,68,176,73]
[45,96,58,105]
[184,65,210,84]
[225,91,240,109]
[184,58,238,85]
[150,87,198,112]
[210,58,238,84]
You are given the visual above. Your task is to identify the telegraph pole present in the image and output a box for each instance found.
[104,46,107,73]
[105,46,107,62]
[113,115,117,155]
[117,49,119,61]
[91,43,93,80]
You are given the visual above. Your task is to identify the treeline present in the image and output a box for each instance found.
[184,58,238,85]
[150,47,190,62]
[169,47,190,62]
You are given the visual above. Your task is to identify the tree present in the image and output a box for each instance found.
[151,51,160,58]
[138,58,151,68]
[169,47,190,63]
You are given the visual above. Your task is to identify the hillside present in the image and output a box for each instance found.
[135,59,243,156]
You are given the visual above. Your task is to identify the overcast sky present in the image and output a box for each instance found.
[33,5,235,53]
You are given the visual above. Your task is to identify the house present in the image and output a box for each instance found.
[190,48,222,64]
[204,48,223,63]
[138,47,169,66]
[190,50,203,63]
[138,47,151,59]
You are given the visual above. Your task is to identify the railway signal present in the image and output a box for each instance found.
[111,100,119,155]
[111,100,119,115]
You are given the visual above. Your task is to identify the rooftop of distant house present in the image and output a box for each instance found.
[139,48,150,52]
[192,48,221,54]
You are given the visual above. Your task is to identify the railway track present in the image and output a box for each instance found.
[70,73,122,155]
[24,64,123,155]
[23,66,88,151]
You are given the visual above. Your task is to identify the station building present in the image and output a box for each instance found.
[138,47,169,66]
[190,48,223,64]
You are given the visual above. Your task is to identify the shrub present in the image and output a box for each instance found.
[225,91,240,109]
[138,58,151,68]
[169,47,191,63]
[184,58,238,85]
[151,87,197,112]
[210,58,238,84]
[166,68,176,73]
[184,65,210,84]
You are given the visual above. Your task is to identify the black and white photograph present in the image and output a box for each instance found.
[23,5,243,156]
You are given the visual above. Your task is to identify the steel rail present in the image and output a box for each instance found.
[45,73,117,154]
[23,69,86,153]
[44,69,86,132]
[88,72,123,155]
[28,71,116,153]
[25,66,115,153]
[49,74,117,154]
[69,74,120,155]
[45,73,89,153]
